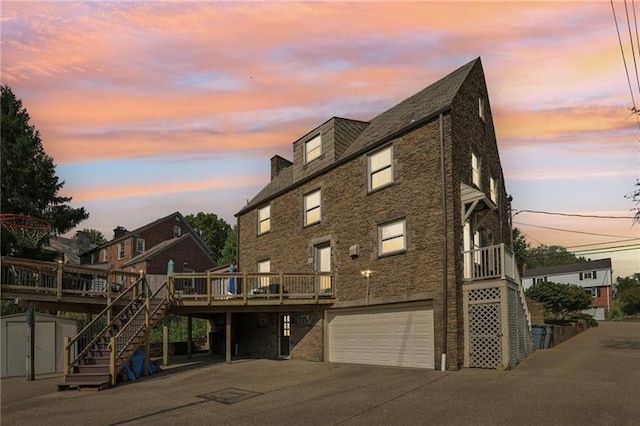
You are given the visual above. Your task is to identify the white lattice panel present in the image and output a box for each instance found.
[468,287,501,302]
[468,302,502,368]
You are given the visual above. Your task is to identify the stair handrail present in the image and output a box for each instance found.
[64,275,145,374]
[110,281,169,382]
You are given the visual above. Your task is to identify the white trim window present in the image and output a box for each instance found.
[472,152,481,188]
[258,204,271,235]
[257,259,271,287]
[490,177,497,204]
[378,219,406,256]
[304,189,321,226]
[136,238,145,253]
[174,225,182,237]
[101,249,107,262]
[117,242,125,260]
[479,98,486,122]
[304,134,322,164]
[368,145,393,191]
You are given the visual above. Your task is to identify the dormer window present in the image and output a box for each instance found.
[304,134,322,164]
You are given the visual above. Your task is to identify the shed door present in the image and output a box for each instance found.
[327,304,434,369]
[5,321,56,377]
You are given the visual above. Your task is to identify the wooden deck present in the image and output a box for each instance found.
[0,257,335,313]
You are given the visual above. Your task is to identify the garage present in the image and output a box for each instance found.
[326,303,434,369]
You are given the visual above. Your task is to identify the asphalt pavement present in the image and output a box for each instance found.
[1,321,639,425]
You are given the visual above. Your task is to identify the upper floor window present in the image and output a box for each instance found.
[368,145,393,192]
[580,271,597,280]
[174,225,182,237]
[490,177,497,204]
[479,98,486,122]
[101,249,107,262]
[378,219,406,256]
[304,189,321,226]
[117,242,125,260]
[472,153,481,188]
[258,204,271,235]
[534,277,547,284]
[304,134,322,164]
[136,238,145,253]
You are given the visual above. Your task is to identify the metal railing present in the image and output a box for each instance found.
[1,256,139,300]
[170,271,334,304]
[110,281,168,385]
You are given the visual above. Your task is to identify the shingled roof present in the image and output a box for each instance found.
[522,258,612,278]
[237,58,480,215]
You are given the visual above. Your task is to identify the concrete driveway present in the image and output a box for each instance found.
[2,321,639,425]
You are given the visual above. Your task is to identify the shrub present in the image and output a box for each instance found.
[525,281,592,320]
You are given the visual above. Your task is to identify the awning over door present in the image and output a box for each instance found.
[460,183,497,226]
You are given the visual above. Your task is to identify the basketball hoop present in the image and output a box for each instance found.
[0,213,52,249]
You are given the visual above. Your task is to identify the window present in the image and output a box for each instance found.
[584,287,599,298]
[535,277,548,284]
[174,225,182,237]
[368,145,393,191]
[117,242,125,260]
[378,219,406,256]
[304,189,321,226]
[479,98,486,122]
[580,271,596,280]
[472,153,481,188]
[136,238,145,253]
[258,205,271,235]
[304,134,322,164]
[490,177,497,204]
[101,249,107,262]
[257,259,271,287]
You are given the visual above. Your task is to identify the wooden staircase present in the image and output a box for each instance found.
[62,278,169,390]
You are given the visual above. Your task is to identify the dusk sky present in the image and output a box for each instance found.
[2,1,639,277]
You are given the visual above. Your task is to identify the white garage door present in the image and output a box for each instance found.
[327,304,434,369]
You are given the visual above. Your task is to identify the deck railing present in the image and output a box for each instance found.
[462,243,518,281]
[170,271,334,303]
[1,256,139,300]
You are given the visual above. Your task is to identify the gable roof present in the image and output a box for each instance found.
[122,233,196,267]
[522,258,612,278]
[237,57,480,215]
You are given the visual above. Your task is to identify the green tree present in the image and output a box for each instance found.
[524,245,585,269]
[184,212,232,263]
[525,281,592,320]
[512,227,529,272]
[615,273,640,315]
[217,225,237,265]
[1,85,88,256]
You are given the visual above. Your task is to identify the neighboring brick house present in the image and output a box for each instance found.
[80,212,216,276]
[522,258,613,320]
[235,58,532,370]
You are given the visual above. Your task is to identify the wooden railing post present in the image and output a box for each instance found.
[500,244,506,279]
[279,273,284,303]
[110,337,117,386]
[207,270,212,304]
[144,297,151,376]
[56,260,63,300]
[242,272,248,304]
[63,336,71,375]
[315,273,319,303]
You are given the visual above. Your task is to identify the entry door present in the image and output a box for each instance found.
[279,314,290,358]
[315,243,332,293]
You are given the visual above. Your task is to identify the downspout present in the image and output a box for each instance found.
[439,113,448,372]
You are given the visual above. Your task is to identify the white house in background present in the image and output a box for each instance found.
[522,258,613,320]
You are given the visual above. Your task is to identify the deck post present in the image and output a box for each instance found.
[207,270,212,304]
[26,302,35,381]
[56,261,63,300]
[144,298,151,376]
[162,317,169,366]
[63,336,71,375]
[225,311,232,364]
[187,316,193,360]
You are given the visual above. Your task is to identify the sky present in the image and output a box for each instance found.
[1,1,639,278]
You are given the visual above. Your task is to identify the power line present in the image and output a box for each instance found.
[513,209,635,219]
[611,0,640,131]
[565,238,640,249]
[624,0,640,96]
[514,221,640,239]
[573,245,640,256]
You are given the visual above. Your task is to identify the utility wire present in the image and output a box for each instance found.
[611,0,640,131]
[564,238,640,249]
[624,0,640,96]
[514,221,640,239]
[513,209,634,219]
[633,0,640,59]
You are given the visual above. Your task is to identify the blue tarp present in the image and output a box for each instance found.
[124,351,157,381]
[227,263,236,294]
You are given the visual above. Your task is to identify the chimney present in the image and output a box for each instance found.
[270,155,293,181]
[113,226,128,239]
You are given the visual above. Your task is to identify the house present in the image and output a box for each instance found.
[80,212,216,279]
[522,258,613,320]
[234,57,532,370]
